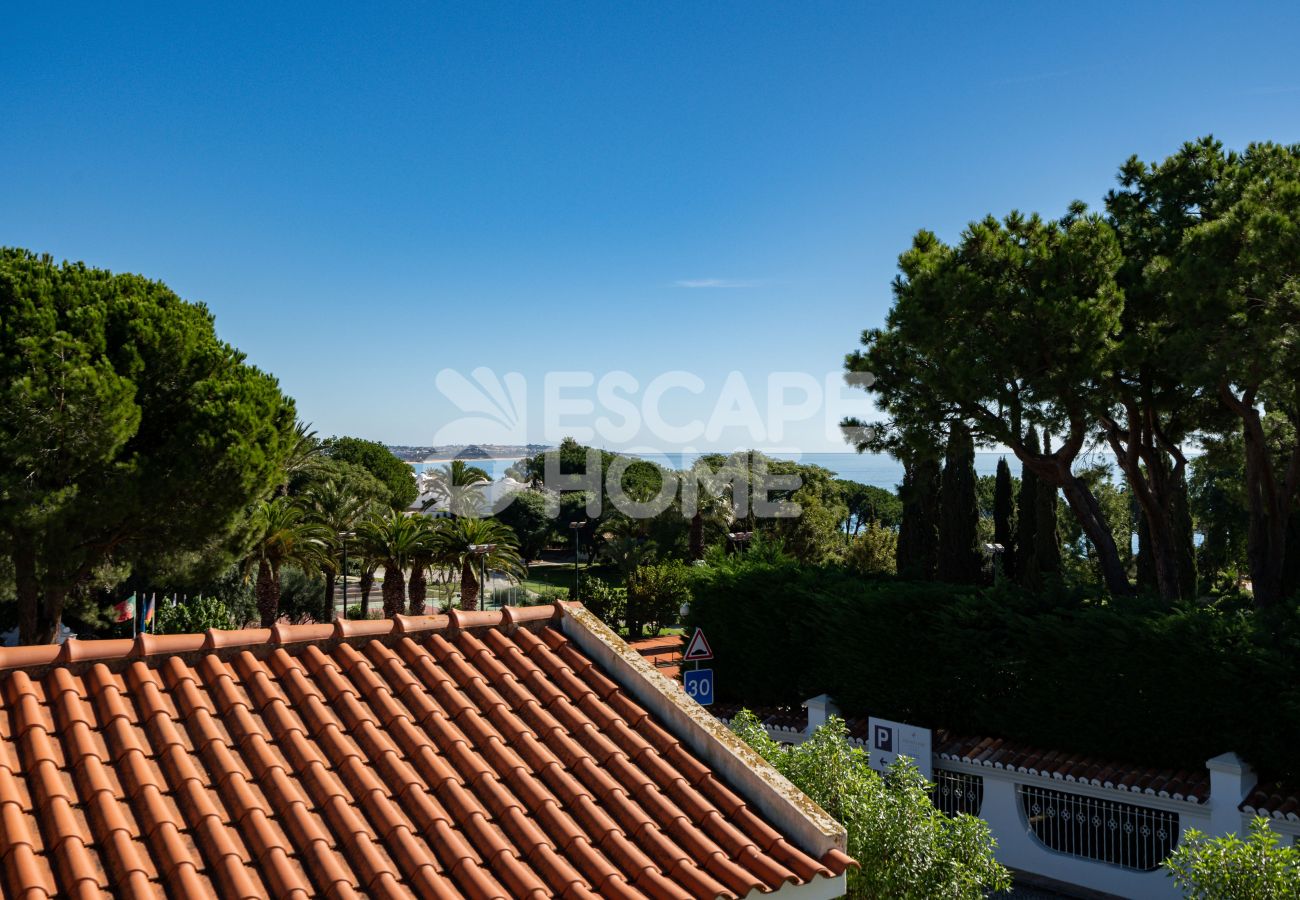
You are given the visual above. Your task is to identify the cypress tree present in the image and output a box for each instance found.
[993,457,1015,579]
[1170,463,1198,598]
[1016,428,1040,590]
[1035,432,1062,583]
[937,422,981,584]
[897,453,940,581]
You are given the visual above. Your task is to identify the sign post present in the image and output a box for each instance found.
[682,627,714,705]
[866,716,933,780]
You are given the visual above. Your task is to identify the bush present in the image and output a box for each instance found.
[154,595,235,634]
[731,710,1010,899]
[687,557,1300,785]
[1165,818,1300,898]
[577,574,626,628]
[846,523,897,575]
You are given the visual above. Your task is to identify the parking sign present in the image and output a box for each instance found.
[683,668,714,706]
[867,716,932,779]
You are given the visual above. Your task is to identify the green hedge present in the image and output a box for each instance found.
[686,559,1300,784]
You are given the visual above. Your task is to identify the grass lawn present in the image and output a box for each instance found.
[520,563,625,594]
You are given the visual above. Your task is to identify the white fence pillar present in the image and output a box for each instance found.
[1206,751,1255,838]
[803,694,838,737]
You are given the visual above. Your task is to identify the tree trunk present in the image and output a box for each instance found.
[689,512,704,561]
[1221,385,1299,608]
[937,423,981,585]
[408,566,427,616]
[459,558,479,611]
[323,571,336,624]
[1059,476,1132,596]
[256,558,280,627]
[381,563,405,619]
[359,566,375,618]
[13,535,65,644]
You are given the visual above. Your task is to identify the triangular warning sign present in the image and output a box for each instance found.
[683,628,713,661]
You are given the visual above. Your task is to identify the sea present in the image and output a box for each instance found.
[412,451,1018,490]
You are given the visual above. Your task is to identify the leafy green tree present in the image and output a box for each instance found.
[404,516,439,616]
[937,423,981,584]
[322,436,418,510]
[731,711,1010,899]
[1016,429,1041,590]
[838,481,902,534]
[624,560,690,639]
[429,517,525,610]
[1189,432,1251,588]
[1165,818,1300,899]
[244,497,330,626]
[993,458,1015,579]
[1034,433,1063,585]
[0,250,297,642]
[494,489,554,563]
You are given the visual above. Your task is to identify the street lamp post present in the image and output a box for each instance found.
[468,543,496,611]
[337,531,356,621]
[569,521,584,598]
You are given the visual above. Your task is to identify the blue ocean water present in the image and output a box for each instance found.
[413,451,1014,490]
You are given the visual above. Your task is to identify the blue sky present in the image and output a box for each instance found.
[4,2,1299,452]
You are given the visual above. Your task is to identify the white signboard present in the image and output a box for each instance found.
[867,717,932,780]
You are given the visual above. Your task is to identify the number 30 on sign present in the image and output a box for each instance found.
[684,668,714,706]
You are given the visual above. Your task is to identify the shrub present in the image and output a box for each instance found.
[1165,818,1300,898]
[846,523,897,575]
[731,710,1010,899]
[577,574,626,628]
[154,595,235,634]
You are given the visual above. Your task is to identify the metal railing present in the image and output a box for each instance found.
[1018,783,1179,872]
[931,768,984,817]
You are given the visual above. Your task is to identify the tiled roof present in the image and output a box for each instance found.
[1243,785,1300,823]
[712,704,1211,803]
[0,604,852,899]
[628,636,683,681]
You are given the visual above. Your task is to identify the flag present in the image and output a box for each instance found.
[143,593,156,630]
[114,594,136,624]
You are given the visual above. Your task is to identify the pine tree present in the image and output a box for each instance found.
[993,457,1015,580]
[1016,428,1040,590]
[937,422,981,584]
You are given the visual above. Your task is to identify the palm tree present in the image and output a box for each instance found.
[357,510,429,618]
[430,517,525,610]
[406,516,440,615]
[245,496,330,626]
[278,420,324,494]
[302,478,375,621]
[421,460,491,517]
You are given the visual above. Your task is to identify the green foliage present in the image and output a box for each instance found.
[155,595,235,634]
[730,711,1009,899]
[427,516,525,611]
[992,458,1015,579]
[494,489,554,562]
[576,574,627,628]
[624,560,691,639]
[0,249,296,642]
[687,556,1300,784]
[845,523,897,576]
[896,455,939,580]
[1165,818,1300,899]
[322,436,418,509]
[838,481,903,533]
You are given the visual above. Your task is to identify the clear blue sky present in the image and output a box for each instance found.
[4,2,1299,452]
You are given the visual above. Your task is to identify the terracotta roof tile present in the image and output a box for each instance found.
[0,605,849,897]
